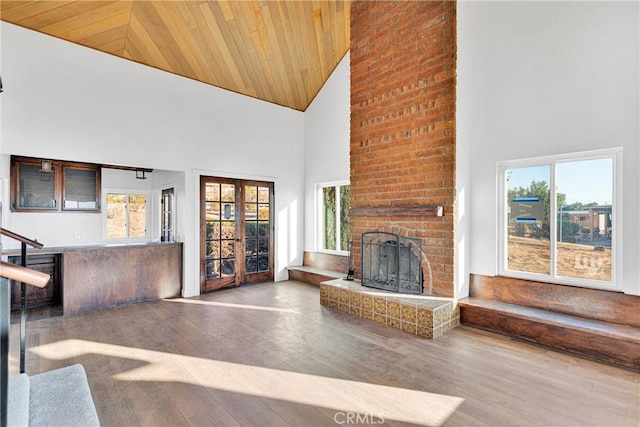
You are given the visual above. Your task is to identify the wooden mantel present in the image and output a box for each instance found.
[349,205,444,217]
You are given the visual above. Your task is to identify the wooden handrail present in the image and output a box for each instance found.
[0,261,50,288]
[0,227,43,249]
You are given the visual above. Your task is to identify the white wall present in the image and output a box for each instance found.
[0,162,185,248]
[303,52,351,252]
[455,16,472,299]
[458,1,640,295]
[0,22,305,297]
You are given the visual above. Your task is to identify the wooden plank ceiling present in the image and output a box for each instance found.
[0,1,351,111]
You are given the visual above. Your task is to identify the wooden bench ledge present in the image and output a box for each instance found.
[460,297,640,341]
[287,265,345,279]
[287,265,345,286]
[459,297,640,370]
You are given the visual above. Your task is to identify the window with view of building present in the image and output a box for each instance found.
[499,149,620,289]
[318,182,350,253]
[106,193,148,239]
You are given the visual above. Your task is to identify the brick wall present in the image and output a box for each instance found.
[350,0,456,297]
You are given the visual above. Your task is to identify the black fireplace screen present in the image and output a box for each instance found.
[361,232,423,294]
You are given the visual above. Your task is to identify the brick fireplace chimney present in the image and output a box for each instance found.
[349,0,457,297]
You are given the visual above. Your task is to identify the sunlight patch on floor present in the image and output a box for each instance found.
[31,339,464,426]
[163,298,299,313]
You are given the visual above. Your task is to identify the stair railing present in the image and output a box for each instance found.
[0,227,49,427]
[0,227,44,373]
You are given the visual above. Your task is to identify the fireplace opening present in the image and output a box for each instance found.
[361,232,423,294]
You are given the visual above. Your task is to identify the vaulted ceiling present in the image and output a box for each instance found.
[0,1,351,111]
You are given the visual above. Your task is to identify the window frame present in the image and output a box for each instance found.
[103,189,151,242]
[317,180,350,256]
[498,148,622,291]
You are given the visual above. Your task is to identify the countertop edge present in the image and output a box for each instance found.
[1,241,183,256]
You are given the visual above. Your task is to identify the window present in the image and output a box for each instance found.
[11,156,101,212]
[318,182,350,253]
[106,193,148,239]
[499,149,620,289]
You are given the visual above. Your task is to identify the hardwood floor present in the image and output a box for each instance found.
[9,281,639,426]
[10,304,63,324]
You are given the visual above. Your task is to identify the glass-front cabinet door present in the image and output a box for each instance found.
[16,162,58,210]
[200,177,274,292]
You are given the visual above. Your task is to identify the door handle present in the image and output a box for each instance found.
[235,238,241,242]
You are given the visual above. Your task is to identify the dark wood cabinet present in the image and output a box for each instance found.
[9,254,61,310]
[11,156,101,212]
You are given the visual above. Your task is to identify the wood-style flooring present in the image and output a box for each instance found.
[11,304,63,324]
[9,281,639,426]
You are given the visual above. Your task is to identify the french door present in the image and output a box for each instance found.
[200,176,274,292]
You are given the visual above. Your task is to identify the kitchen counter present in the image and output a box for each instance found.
[3,242,183,315]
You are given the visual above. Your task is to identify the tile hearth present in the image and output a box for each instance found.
[320,279,459,339]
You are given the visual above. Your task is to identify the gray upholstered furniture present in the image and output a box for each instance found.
[7,364,99,427]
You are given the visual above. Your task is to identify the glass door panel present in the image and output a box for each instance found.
[244,183,273,283]
[202,179,238,291]
[161,188,174,242]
